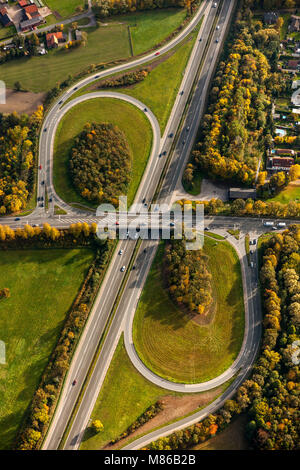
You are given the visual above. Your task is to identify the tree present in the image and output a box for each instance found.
[91,420,104,433]
[0,288,10,299]
[14,81,22,92]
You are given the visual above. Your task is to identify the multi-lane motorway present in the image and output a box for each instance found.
[0,0,274,451]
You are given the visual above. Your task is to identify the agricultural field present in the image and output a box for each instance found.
[53,98,152,207]
[133,238,245,384]
[267,181,300,204]
[0,248,94,449]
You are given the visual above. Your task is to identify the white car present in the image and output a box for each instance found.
[119,249,123,255]
[121,266,126,272]
[216,25,220,30]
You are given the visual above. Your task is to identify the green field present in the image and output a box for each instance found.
[133,238,245,384]
[114,9,187,55]
[54,98,152,207]
[0,248,94,449]
[267,182,300,204]
[0,25,130,92]
[0,25,16,41]
[45,0,86,18]
[80,335,182,450]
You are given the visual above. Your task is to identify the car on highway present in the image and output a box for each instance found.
[169,132,174,138]
[72,380,77,386]
[115,221,119,225]
[49,198,52,203]
[44,128,47,132]
[180,90,184,95]
[186,126,190,132]
[182,140,185,145]
[39,165,42,170]
[199,38,202,42]
[15,217,20,221]
[155,52,160,56]
[163,151,167,156]
[41,180,45,185]
[95,75,100,78]
[73,87,78,91]
[118,250,123,255]
[58,100,63,105]
[217,25,220,30]
[170,222,175,227]
[121,266,126,272]
[216,39,219,43]
[33,224,39,227]
[144,108,148,112]
[213,2,217,7]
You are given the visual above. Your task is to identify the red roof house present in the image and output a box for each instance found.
[18,0,28,7]
[46,31,64,48]
[24,4,39,17]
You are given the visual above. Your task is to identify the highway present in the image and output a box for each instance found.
[0,0,270,452]
[41,0,225,450]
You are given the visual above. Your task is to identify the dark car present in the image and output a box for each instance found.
[49,198,52,203]
[144,108,148,112]
[169,133,174,138]
[73,87,78,91]
[95,75,100,78]
[72,380,77,386]
[163,151,167,156]
[15,217,20,221]
[37,197,40,202]
[44,128,47,132]
[41,181,45,185]
[58,100,63,105]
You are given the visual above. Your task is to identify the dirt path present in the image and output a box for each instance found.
[103,388,222,450]
[0,89,45,115]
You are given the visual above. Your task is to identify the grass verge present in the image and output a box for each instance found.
[133,237,245,384]
[53,97,152,208]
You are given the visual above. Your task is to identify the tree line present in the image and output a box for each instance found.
[184,0,291,189]
[93,0,196,18]
[0,108,43,215]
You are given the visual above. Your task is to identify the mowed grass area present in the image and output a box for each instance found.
[118,25,200,131]
[45,0,86,17]
[0,248,94,450]
[133,238,245,384]
[53,98,152,207]
[0,25,131,92]
[80,335,181,450]
[0,9,190,92]
[113,9,187,55]
[267,181,300,204]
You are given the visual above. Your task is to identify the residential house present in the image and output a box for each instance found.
[264,12,278,25]
[289,15,300,33]
[24,4,39,17]
[19,15,43,31]
[0,7,13,27]
[287,60,300,70]
[46,31,65,48]
[18,0,29,7]
[267,157,294,172]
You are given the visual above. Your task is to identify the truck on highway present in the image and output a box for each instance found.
[263,221,274,227]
